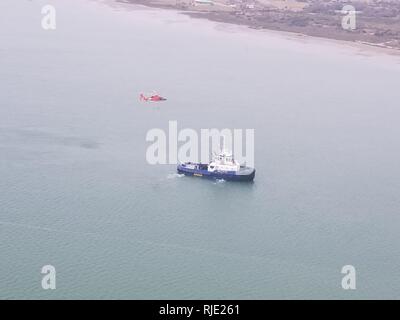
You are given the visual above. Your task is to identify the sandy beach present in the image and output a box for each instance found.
[118,0,400,55]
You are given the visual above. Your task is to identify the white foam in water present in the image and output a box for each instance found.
[167,173,185,179]
[214,179,226,184]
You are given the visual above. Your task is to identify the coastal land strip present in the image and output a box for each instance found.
[118,0,400,52]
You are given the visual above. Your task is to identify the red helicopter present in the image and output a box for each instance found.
[140,92,167,102]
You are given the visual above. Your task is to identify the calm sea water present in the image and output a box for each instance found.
[1,0,400,299]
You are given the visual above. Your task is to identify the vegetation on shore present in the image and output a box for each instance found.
[121,0,400,50]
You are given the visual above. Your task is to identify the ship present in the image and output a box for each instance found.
[177,150,255,182]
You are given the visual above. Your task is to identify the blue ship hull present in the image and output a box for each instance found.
[177,164,255,182]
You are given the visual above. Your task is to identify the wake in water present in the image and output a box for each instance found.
[0,220,97,237]
[167,173,185,179]
[213,178,226,185]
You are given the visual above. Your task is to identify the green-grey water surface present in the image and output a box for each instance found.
[1,0,400,299]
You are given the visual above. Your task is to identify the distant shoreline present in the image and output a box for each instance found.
[118,0,400,56]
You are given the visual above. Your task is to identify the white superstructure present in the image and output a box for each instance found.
[207,150,240,173]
